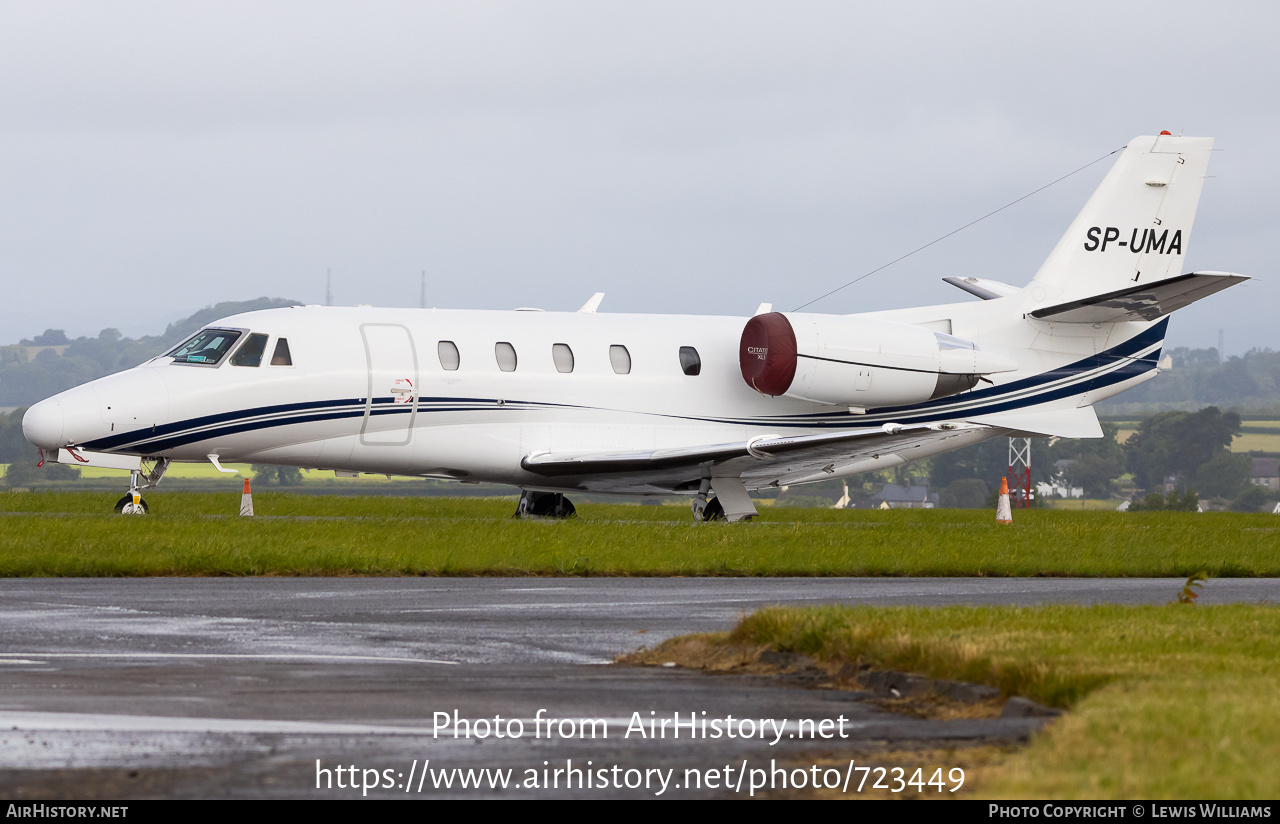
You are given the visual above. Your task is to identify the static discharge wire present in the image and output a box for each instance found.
[791,145,1124,312]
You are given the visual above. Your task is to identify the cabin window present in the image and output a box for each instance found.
[438,341,460,371]
[230,333,269,367]
[271,338,293,366]
[679,346,701,376]
[552,343,574,373]
[166,329,242,365]
[609,345,631,375]
[495,342,517,372]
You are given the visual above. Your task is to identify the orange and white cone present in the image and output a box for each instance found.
[996,477,1012,524]
[239,478,254,517]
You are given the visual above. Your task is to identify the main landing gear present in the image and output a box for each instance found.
[692,477,758,523]
[692,481,728,521]
[697,496,726,521]
[514,491,577,519]
[114,458,170,516]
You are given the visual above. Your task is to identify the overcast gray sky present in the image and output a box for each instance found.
[2,1,1275,355]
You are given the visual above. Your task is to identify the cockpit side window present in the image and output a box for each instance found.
[166,329,242,365]
[230,333,269,367]
[271,338,293,366]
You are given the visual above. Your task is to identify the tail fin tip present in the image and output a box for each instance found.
[1026,135,1215,311]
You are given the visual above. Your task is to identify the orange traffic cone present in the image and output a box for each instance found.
[240,478,254,517]
[996,477,1012,524]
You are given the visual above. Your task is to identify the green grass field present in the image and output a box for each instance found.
[1109,418,1280,453]
[2,491,1279,577]
[1031,498,1121,511]
[673,604,1280,798]
[1231,433,1280,453]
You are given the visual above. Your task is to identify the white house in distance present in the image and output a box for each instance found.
[1037,459,1084,499]
[861,480,939,509]
[1251,458,1279,492]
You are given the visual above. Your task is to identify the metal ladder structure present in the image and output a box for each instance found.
[1007,437,1032,508]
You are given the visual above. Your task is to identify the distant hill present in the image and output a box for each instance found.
[149,298,305,347]
[0,297,300,406]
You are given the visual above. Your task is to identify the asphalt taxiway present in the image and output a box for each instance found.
[1,578,1276,798]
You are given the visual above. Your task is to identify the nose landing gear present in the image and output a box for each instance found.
[113,459,170,515]
[114,490,149,515]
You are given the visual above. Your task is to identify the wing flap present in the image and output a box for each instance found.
[520,422,990,490]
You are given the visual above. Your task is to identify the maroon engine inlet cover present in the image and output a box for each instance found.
[739,312,798,396]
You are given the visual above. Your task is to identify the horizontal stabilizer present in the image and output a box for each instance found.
[942,276,1021,300]
[966,405,1102,439]
[1029,271,1248,323]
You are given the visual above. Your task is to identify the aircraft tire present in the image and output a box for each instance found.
[700,497,725,522]
[528,492,575,519]
[527,491,573,519]
[114,494,149,515]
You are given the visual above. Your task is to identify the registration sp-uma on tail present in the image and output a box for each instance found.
[22,134,1248,520]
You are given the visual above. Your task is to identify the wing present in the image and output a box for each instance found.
[519,422,995,494]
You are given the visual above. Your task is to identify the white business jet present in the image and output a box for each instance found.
[22,134,1247,520]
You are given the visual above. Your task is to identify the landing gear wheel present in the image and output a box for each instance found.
[114,494,149,515]
[700,496,725,522]
[517,491,576,519]
[529,492,576,519]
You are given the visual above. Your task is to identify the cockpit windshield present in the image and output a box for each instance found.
[166,329,243,365]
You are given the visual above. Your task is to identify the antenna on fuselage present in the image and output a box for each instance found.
[326,269,333,306]
[421,270,426,309]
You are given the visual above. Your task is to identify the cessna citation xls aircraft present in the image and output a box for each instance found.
[22,134,1248,521]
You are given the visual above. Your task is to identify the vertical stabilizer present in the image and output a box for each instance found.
[1024,134,1213,311]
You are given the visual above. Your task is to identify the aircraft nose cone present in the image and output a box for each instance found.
[22,399,65,450]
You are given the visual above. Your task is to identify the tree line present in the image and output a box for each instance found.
[1098,346,1280,414]
[926,406,1274,511]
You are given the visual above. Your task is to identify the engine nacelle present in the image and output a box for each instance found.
[739,312,1017,408]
